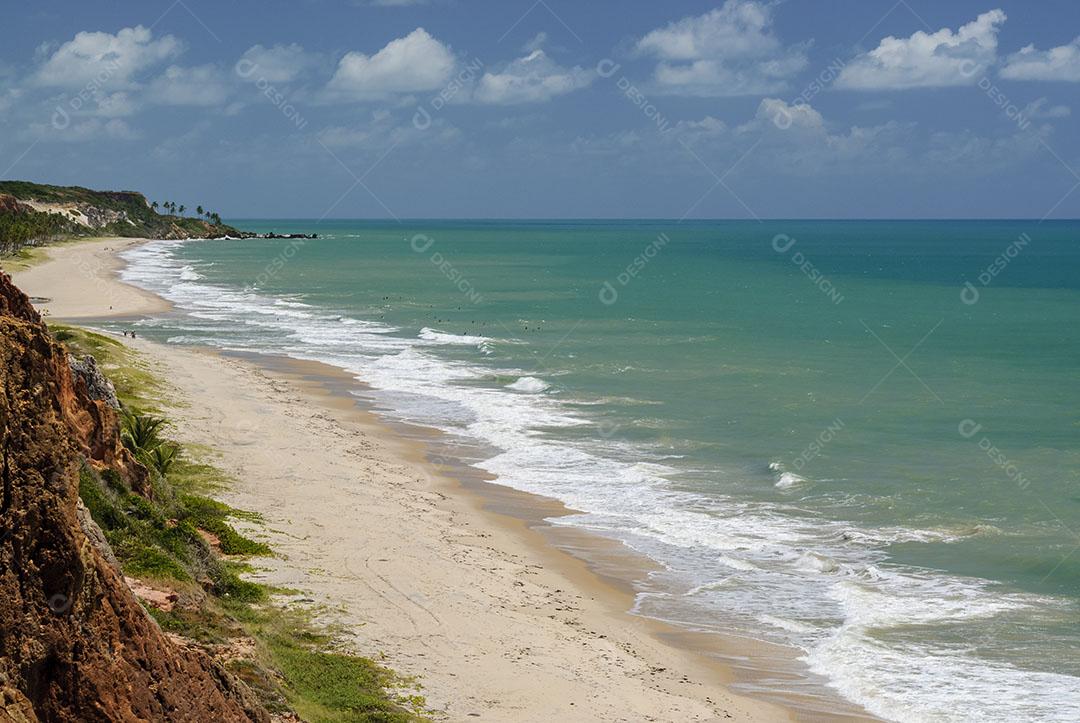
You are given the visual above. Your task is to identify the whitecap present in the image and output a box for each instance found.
[506,376,549,393]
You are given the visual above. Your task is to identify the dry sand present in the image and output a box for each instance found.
[4,237,169,318]
[10,238,851,722]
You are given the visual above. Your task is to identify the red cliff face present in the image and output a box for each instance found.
[0,272,266,722]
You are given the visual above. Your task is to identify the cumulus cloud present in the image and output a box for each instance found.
[92,91,138,117]
[754,97,825,132]
[1023,97,1070,119]
[835,9,1006,90]
[34,25,182,89]
[634,0,808,96]
[1001,37,1080,82]
[474,50,592,104]
[238,44,320,84]
[327,28,454,98]
[147,65,234,106]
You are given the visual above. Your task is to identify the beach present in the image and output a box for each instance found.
[10,237,808,721]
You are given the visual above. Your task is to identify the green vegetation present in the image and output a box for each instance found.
[55,324,424,721]
[0,180,242,257]
[52,325,162,411]
[0,204,79,255]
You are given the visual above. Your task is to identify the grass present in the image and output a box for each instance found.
[55,323,425,721]
[51,323,164,412]
[0,244,49,272]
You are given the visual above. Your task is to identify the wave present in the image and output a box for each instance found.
[118,238,1080,723]
[506,376,549,393]
[769,461,809,489]
[419,327,493,354]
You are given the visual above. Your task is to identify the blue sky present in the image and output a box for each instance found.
[1,0,1079,219]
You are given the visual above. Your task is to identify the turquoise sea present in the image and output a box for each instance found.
[115,220,1080,721]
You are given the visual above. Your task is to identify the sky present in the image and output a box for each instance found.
[1,0,1079,219]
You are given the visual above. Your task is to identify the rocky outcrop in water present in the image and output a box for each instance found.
[0,271,267,722]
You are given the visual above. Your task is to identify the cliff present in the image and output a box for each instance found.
[0,272,266,722]
[0,181,243,255]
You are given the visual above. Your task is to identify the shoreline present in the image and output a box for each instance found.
[10,238,873,721]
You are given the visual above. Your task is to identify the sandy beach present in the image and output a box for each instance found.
[10,238,844,722]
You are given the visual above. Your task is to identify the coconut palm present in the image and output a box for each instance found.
[146,443,181,476]
[120,409,167,454]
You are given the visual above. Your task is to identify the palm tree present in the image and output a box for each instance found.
[120,409,167,454]
[196,205,204,217]
[178,205,186,215]
[146,443,180,476]
[151,201,159,213]
[210,212,222,225]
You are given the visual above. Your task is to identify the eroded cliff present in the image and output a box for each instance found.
[0,272,266,722]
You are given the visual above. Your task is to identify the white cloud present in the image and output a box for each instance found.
[474,50,592,104]
[93,91,138,117]
[836,10,1006,90]
[318,111,459,149]
[28,117,139,143]
[238,44,319,84]
[148,65,234,106]
[1001,37,1080,82]
[34,26,182,89]
[523,32,548,54]
[754,97,825,132]
[1023,97,1070,119]
[327,28,454,98]
[634,0,808,97]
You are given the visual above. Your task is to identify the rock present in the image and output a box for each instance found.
[123,577,180,612]
[67,354,119,409]
[75,498,120,571]
[0,271,268,722]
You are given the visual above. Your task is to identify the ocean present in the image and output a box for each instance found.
[114,220,1080,722]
